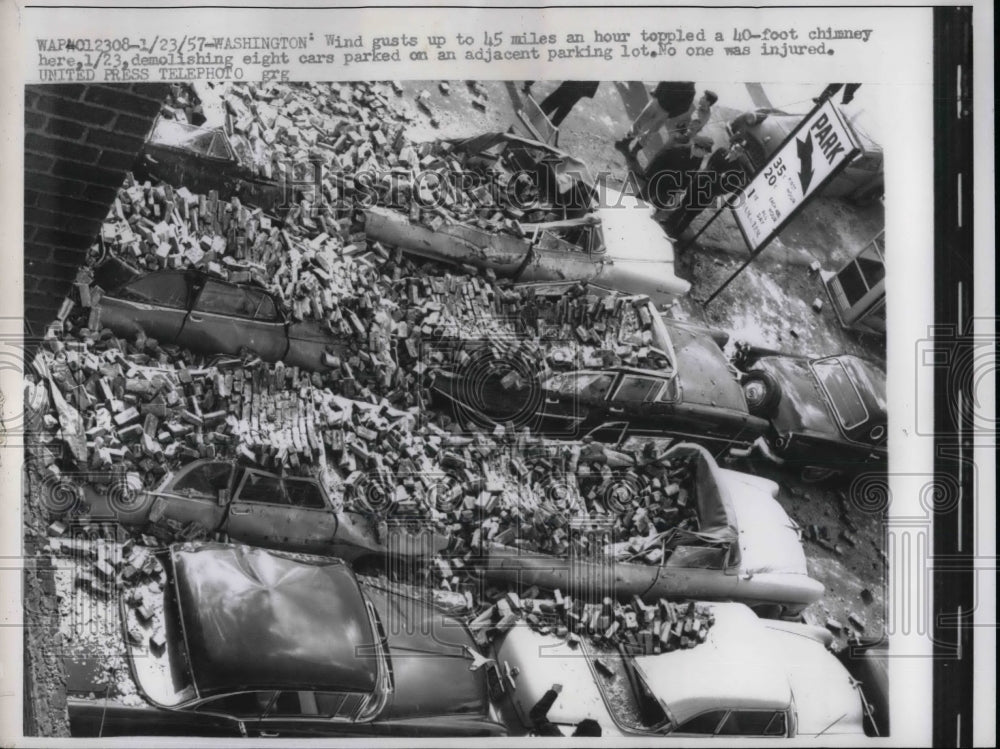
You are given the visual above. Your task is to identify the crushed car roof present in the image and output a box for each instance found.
[670,443,738,545]
[172,543,379,696]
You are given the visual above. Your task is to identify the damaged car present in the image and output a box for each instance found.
[734,345,888,481]
[363,132,691,304]
[430,286,769,457]
[493,601,871,737]
[93,268,348,372]
[87,459,447,562]
[476,443,823,619]
[67,542,507,737]
[138,118,691,304]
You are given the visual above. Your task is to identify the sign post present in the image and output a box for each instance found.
[702,98,863,307]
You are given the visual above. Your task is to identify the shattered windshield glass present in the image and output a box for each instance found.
[587,643,669,734]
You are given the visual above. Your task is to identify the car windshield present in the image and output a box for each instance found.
[191,599,390,723]
[587,643,669,733]
[811,358,869,430]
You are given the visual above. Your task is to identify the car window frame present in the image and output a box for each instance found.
[170,461,236,497]
[283,477,329,511]
[193,278,283,323]
[717,708,790,736]
[809,356,871,431]
[233,469,289,506]
[191,690,277,719]
[259,689,370,723]
[116,271,193,309]
[610,373,665,404]
[669,708,730,735]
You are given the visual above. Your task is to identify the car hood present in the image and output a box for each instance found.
[493,627,613,731]
[362,584,490,721]
[667,324,746,412]
[753,356,841,440]
[721,469,811,577]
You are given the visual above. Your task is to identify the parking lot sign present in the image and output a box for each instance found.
[732,99,864,252]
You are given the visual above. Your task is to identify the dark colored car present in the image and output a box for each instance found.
[138,116,288,211]
[724,106,884,205]
[95,268,347,371]
[734,346,887,480]
[94,458,448,562]
[430,306,769,458]
[67,543,506,737]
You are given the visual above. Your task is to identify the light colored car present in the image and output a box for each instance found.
[478,443,823,618]
[493,601,869,738]
[363,132,690,305]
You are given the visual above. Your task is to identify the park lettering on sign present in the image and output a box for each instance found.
[732,98,863,251]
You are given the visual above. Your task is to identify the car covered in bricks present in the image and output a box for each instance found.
[492,601,869,738]
[88,458,448,562]
[363,131,691,304]
[430,285,770,456]
[476,443,823,618]
[92,267,349,372]
[66,543,507,737]
[138,117,693,303]
[733,344,888,480]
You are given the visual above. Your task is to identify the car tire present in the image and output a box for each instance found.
[741,371,781,418]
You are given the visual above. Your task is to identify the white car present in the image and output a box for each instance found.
[493,601,869,738]
[480,443,823,618]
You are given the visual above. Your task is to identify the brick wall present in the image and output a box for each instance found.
[23,83,171,337]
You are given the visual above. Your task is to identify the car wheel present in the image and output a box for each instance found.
[741,371,781,418]
[801,465,840,483]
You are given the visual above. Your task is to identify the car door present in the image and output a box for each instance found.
[539,370,616,436]
[147,460,232,532]
[244,690,377,738]
[102,270,193,343]
[606,373,666,429]
[656,382,763,455]
[179,278,288,361]
[224,470,339,553]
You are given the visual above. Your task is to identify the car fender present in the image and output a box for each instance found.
[149,491,227,534]
[733,572,825,617]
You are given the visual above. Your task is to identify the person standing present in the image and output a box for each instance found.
[644,134,715,212]
[537,81,601,127]
[681,89,719,142]
[814,83,861,105]
[662,138,754,237]
[617,81,696,157]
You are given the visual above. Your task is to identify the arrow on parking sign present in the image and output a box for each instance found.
[797,133,815,194]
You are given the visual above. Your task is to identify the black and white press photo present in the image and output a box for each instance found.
[19,76,892,739]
